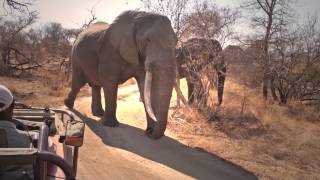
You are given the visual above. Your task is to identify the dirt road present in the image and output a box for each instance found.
[73,84,257,180]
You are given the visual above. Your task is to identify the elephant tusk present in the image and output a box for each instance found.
[217,70,227,76]
[174,81,192,111]
[144,71,158,122]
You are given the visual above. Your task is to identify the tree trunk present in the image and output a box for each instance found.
[262,13,273,101]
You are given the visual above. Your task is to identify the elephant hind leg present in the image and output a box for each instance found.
[101,82,119,127]
[64,65,86,109]
[91,85,104,116]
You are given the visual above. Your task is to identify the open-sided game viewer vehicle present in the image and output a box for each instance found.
[0,102,85,180]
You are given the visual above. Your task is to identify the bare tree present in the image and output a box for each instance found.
[142,0,189,42]
[81,8,97,30]
[60,7,98,44]
[243,0,294,101]
[42,22,72,58]
[0,11,39,75]
[181,0,239,45]
[271,15,320,104]
[2,0,34,14]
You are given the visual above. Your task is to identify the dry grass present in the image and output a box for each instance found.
[0,67,90,107]
[1,67,320,180]
[168,78,320,180]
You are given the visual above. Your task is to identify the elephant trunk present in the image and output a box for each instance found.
[217,65,226,105]
[144,56,175,139]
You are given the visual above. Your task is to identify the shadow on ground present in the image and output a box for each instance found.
[72,110,258,180]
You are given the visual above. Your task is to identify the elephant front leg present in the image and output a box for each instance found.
[135,76,155,133]
[91,85,104,117]
[101,83,119,127]
[217,66,226,105]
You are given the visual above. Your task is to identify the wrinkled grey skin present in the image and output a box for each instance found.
[64,11,177,139]
[176,38,226,105]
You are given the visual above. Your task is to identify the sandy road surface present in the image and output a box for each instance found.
[73,84,257,180]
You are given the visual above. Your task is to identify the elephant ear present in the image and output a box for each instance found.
[99,14,139,65]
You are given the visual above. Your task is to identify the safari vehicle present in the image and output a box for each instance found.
[0,102,85,180]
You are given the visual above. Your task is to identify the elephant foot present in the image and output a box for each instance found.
[145,128,154,138]
[144,128,163,139]
[64,99,74,109]
[145,127,153,135]
[101,117,119,127]
[92,108,104,117]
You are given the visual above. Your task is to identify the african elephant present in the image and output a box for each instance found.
[64,11,177,139]
[176,38,226,105]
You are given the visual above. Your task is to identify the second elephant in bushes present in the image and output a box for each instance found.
[176,38,226,105]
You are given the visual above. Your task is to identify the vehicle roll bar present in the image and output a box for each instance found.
[0,148,76,180]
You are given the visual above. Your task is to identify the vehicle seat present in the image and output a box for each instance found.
[0,128,8,148]
[0,129,9,177]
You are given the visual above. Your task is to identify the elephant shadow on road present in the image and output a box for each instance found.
[72,110,258,180]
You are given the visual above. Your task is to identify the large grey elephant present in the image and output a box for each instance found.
[176,38,226,105]
[64,11,177,139]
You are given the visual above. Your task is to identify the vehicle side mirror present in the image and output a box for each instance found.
[54,111,85,147]
[65,121,85,147]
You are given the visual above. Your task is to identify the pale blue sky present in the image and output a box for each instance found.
[0,0,319,31]
[30,0,143,28]
[28,0,320,29]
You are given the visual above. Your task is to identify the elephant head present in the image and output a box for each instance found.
[98,11,177,138]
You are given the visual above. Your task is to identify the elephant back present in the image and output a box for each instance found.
[76,22,110,43]
[184,38,221,63]
[177,38,222,76]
